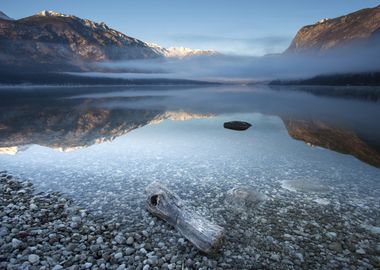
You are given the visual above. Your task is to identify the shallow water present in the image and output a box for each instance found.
[0,85,379,268]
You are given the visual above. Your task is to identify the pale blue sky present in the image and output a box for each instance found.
[1,0,379,55]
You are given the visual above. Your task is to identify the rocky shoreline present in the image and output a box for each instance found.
[1,171,379,270]
[0,172,225,270]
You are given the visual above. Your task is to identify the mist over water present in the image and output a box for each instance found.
[91,43,380,81]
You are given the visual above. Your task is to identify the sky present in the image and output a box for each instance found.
[1,0,379,56]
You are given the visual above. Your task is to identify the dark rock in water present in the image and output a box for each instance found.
[223,121,252,131]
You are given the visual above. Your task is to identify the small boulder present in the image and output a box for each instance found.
[223,121,251,131]
[226,186,268,211]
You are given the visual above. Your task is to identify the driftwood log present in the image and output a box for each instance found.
[145,182,224,253]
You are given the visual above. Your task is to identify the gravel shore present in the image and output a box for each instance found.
[1,171,379,269]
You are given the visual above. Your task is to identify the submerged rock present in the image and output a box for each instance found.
[223,121,252,131]
[226,186,268,211]
[281,179,330,193]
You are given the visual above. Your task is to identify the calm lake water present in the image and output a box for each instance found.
[0,85,379,268]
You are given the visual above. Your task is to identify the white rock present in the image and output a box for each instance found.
[356,248,366,255]
[115,234,125,244]
[28,254,40,264]
[96,236,104,244]
[11,238,22,249]
[114,252,123,259]
[84,262,93,269]
[326,232,337,239]
[71,216,81,223]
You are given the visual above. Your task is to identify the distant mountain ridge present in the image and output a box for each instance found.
[147,43,218,58]
[0,10,218,71]
[286,5,380,53]
[0,93,213,153]
[0,11,13,20]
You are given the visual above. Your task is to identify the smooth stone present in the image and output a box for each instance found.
[116,264,126,270]
[28,254,40,264]
[71,216,81,223]
[326,232,337,239]
[178,238,185,245]
[126,236,134,245]
[115,234,125,244]
[114,252,123,260]
[11,238,22,249]
[147,256,158,266]
[52,265,63,270]
[96,236,104,244]
[125,248,135,256]
[223,121,252,131]
[0,227,9,237]
[356,248,366,255]
[84,262,93,269]
[226,186,268,210]
[270,254,280,262]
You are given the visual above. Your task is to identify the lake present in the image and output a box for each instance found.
[0,84,379,269]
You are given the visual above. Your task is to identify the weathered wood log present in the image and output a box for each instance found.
[223,121,252,131]
[145,182,224,254]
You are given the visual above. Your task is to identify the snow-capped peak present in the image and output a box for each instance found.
[36,10,72,18]
[35,10,111,31]
[166,47,218,58]
[317,18,330,24]
[146,43,218,58]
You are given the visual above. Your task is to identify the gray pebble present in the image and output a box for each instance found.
[126,236,134,245]
[28,254,40,264]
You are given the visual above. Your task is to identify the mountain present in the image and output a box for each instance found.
[0,11,13,20]
[0,10,161,70]
[270,73,380,88]
[147,43,218,58]
[0,94,212,152]
[283,118,380,168]
[0,10,218,72]
[286,5,380,53]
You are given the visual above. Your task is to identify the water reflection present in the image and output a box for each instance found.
[1,85,379,269]
[0,91,211,152]
[0,85,379,168]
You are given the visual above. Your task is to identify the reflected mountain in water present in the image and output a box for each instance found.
[283,118,380,168]
[0,85,379,168]
[0,95,211,152]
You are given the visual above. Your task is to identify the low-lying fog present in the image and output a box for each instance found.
[81,43,380,82]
